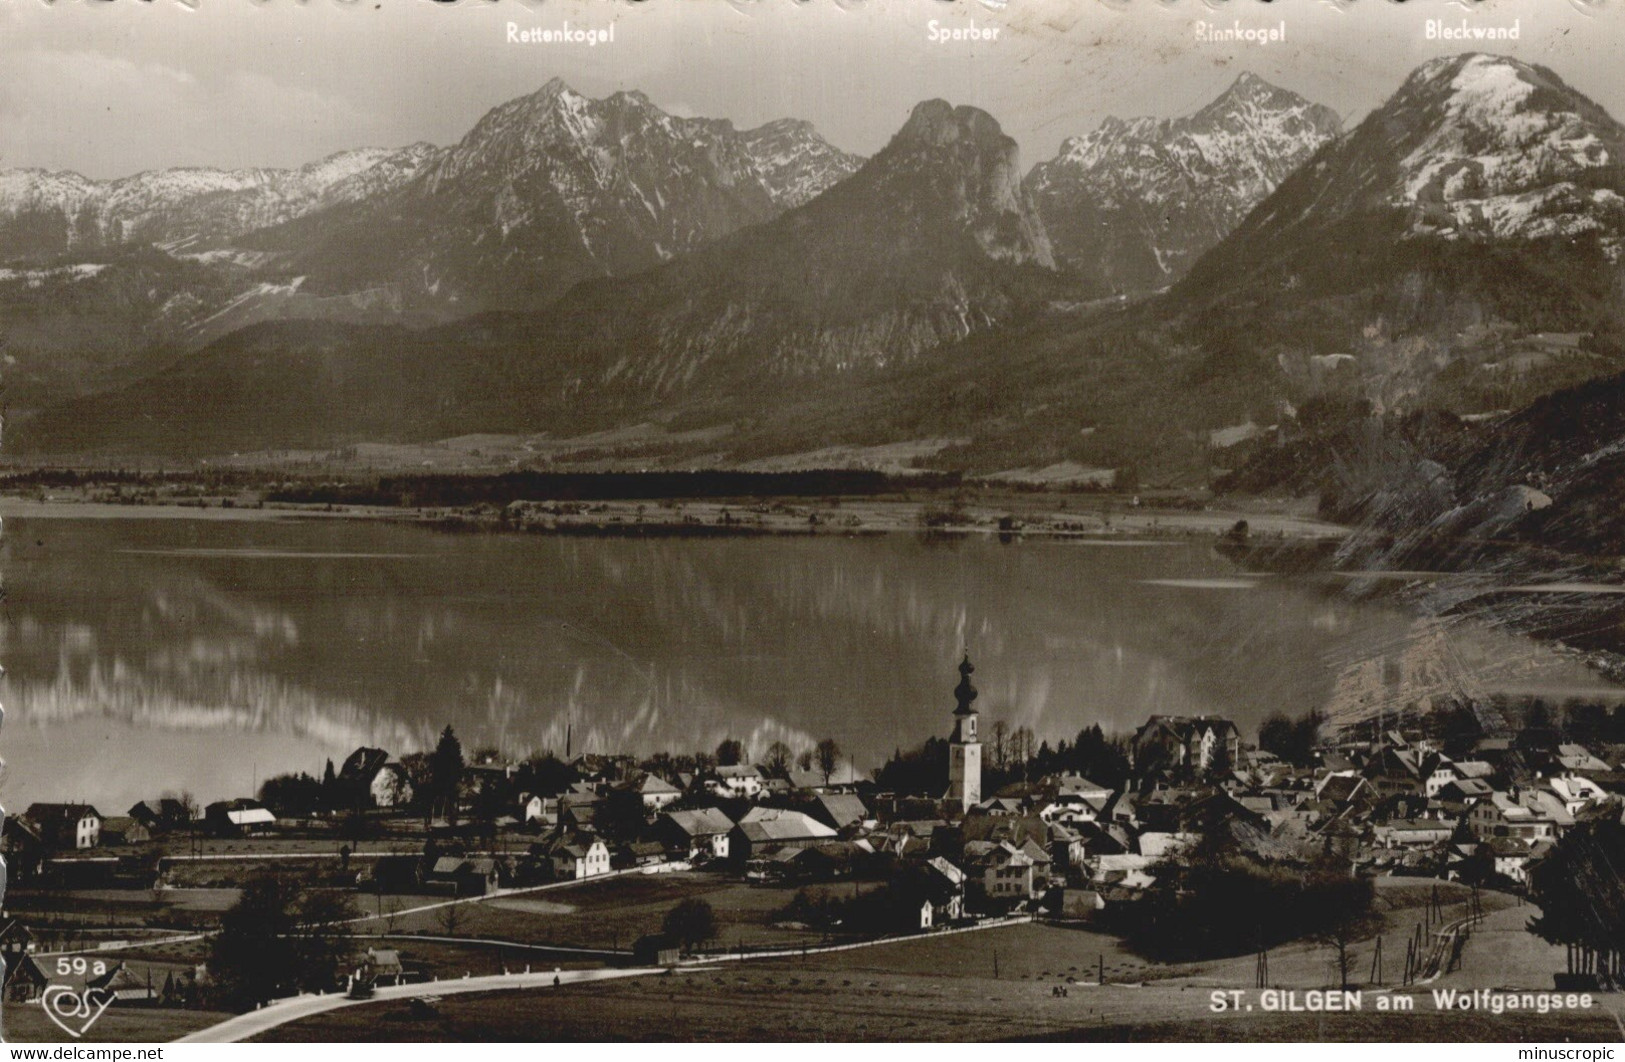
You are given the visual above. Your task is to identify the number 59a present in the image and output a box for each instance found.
[54,957,109,977]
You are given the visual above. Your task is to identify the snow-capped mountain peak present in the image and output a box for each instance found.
[1025,72,1340,292]
[1389,53,1624,245]
[0,144,441,256]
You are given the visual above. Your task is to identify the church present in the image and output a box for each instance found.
[945,653,983,812]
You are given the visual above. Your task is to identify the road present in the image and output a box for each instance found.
[177,965,661,1043]
[39,866,657,958]
[179,915,1035,1042]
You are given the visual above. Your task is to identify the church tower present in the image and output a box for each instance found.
[947,653,983,812]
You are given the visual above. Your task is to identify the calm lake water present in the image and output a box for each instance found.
[1,512,1615,809]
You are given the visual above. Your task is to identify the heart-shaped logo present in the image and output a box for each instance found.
[41,985,114,1040]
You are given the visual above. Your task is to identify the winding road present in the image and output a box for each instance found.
[177,966,662,1043]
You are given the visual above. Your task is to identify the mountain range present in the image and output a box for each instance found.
[8,54,1625,490]
[1026,71,1341,295]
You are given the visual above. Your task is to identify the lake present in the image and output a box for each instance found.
[0,509,1614,809]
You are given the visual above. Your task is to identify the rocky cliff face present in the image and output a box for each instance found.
[11,99,1066,455]
[1026,72,1340,294]
[266,80,864,312]
[0,146,437,258]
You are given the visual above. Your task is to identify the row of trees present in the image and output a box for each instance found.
[873,724,1131,796]
[716,736,842,781]
[257,725,853,834]
[1117,839,1377,963]
[210,873,360,1009]
[1528,818,1625,987]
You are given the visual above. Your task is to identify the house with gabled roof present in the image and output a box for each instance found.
[1469,791,1557,842]
[658,807,734,861]
[1,817,47,881]
[24,803,102,849]
[1549,774,1607,816]
[710,765,765,800]
[363,947,405,986]
[86,962,158,1005]
[99,816,151,847]
[4,954,49,1003]
[807,793,869,832]
[1557,744,1611,774]
[128,799,193,832]
[203,800,276,838]
[1315,774,1375,811]
[972,841,1041,904]
[533,834,609,881]
[632,773,683,811]
[1480,836,1537,885]
[729,808,836,862]
[1364,747,1426,798]
[1130,715,1240,777]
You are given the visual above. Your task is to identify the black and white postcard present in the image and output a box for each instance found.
[2,0,1625,1047]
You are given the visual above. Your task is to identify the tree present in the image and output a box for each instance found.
[375,767,411,809]
[815,738,842,784]
[398,752,434,809]
[763,741,793,778]
[1257,710,1322,766]
[662,898,718,951]
[715,738,744,768]
[874,738,949,796]
[514,753,579,799]
[1317,924,1359,991]
[209,872,357,1009]
[259,772,324,818]
[320,759,339,811]
[437,898,467,938]
[429,726,465,826]
[795,749,814,772]
[1069,725,1130,788]
[990,720,1010,772]
[1528,818,1625,984]
[1008,726,1036,777]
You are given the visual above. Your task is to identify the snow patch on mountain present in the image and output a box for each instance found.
[0,145,439,254]
[1027,72,1340,292]
[1396,54,1624,247]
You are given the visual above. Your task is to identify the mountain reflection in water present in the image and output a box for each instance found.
[0,515,1611,808]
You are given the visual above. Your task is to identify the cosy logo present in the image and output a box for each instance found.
[41,958,115,1039]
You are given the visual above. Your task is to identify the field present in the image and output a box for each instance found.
[3,1004,229,1045]
[381,871,825,952]
[255,885,1625,1043]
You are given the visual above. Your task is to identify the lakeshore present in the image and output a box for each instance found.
[0,487,1349,542]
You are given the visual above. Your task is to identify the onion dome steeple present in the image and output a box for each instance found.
[953,653,979,716]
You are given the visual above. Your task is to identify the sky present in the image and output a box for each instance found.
[2,0,1622,180]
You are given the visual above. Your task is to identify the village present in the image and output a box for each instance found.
[5,654,1625,1040]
